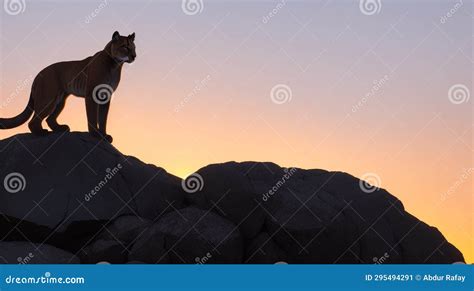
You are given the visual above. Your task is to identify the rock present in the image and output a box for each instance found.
[80,239,128,264]
[187,162,266,238]
[58,220,108,253]
[190,162,465,263]
[96,215,152,246]
[0,132,184,230]
[144,207,243,263]
[78,215,154,264]
[0,242,79,264]
[0,133,465,264]
[0,215,56,244]
[245,232,287,264]
[128,228,168,263]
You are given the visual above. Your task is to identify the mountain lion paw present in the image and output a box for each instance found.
[105,134,113,143]
[32,129,50,136]
[52,125,70,132]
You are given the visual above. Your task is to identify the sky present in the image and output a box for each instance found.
[0,0,472,262]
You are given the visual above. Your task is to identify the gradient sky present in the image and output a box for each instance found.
[1,0,472,262]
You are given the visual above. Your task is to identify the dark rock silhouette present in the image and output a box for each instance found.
[0,132,184,230]
[0,132,465,264]
[0,242,79,264]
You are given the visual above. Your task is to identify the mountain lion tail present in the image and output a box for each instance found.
[0,93,34,129]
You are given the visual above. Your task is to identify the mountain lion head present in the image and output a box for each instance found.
[110,31,136,63]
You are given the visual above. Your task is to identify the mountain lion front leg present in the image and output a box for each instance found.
[85,94,100,139]
[98,102,113,143]
[46,93,70,132]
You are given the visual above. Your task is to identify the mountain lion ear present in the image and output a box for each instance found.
[129,33,135,41]
[112,31,120,41]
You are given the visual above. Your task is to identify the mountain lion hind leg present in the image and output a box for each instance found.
[46,93,70,132]
[28,112,50,136]
[27,81,61,136]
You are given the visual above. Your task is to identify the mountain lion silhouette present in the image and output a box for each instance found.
[0,31,136,143]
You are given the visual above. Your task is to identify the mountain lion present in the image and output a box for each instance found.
[0,31,136,143]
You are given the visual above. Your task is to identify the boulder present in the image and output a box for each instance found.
[0,133,465,264]
[142,207,243,263]
[188,161,465,263]
[80,239,128,264]
[95,215,152,246]
[245,232,287,264]
[0,242,79,264]
[0,132,184,230]
[128,227,168,264]
[187,162,266,238]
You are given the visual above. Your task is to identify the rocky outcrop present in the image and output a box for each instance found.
[0,133,465,264]
[0,242,79,264]
[0,132,184,230]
